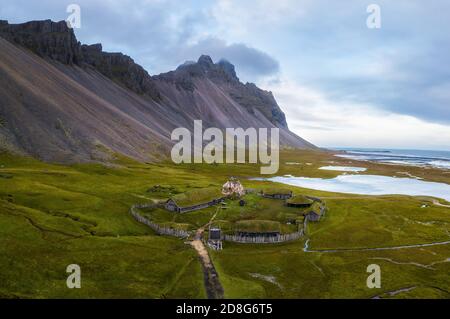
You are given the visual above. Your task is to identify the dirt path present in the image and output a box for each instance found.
[303,239,450,253]
[432,199,450,208]
[369,257,450,270]
[189,208,224,299]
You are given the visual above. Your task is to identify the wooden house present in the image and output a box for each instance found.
[304,210,321,222]
[165,187,226,213]
[261,188,293,200]
[304,202,323,222]
[208,227,223,250]
[209,228,222,240]
[236,231,280,238]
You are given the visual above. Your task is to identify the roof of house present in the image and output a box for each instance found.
[169,187,224,207]
[286,195,314,205]
[307,202,323,216]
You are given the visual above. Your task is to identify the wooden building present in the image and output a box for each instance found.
[304,202,324,222]
[165,187,226,213]
[165,197,225,213]
[236,231,281,238]
[208,227,223,250]
[261,188,293,200]
[304,210,321,222]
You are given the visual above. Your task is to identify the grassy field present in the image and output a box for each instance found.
[0,150,449,298]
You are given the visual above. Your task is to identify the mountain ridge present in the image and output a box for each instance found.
[0,19,315,163]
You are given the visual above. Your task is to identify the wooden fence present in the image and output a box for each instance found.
[222,230,303,244]
[129,204,190,239]
[222,196,326,244]
[129,196,326,244]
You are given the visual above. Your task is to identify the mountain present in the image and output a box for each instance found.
[0,19,315,163]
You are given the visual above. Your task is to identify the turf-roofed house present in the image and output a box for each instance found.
[261,188,293,200]
[304,202,324,222]
[165,187,227,213]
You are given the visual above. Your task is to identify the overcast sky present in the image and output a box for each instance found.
[1,0,450,150]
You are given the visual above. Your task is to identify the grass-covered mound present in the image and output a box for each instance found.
[286,195,314,206]
[170,187,224,207]
[309,202,323,215]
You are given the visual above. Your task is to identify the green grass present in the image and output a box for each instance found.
[235,220,281,233]
[1,150,449,298]
[0,152,206,298]
[141,206,216,231]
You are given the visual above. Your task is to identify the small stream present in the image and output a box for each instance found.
[371,286,417,299]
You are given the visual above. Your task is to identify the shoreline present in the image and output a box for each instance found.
[333,149,450,171]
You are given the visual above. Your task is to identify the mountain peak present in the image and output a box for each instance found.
[165,55,239,84]
[217,59,238,81]
[197,55,214,68]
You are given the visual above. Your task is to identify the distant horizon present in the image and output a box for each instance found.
[327,147,450,153]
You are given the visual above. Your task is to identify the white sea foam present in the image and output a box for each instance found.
[319,166,367,172]
[334,149,450,170]
[430,160,450,169]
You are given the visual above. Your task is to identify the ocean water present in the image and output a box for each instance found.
[333,148,450,169]
[255,175,450,202]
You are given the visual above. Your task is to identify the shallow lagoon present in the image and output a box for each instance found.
[256,174,450,202]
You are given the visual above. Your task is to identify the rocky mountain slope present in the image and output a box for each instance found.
[0,19,315,163]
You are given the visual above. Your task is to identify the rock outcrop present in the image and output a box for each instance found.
[81,43,160,99]
[0,20,159,99]
[0,19,82,65]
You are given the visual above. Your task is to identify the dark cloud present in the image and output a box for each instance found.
[279,0,450,125]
